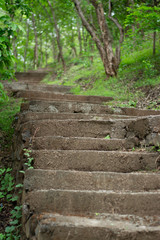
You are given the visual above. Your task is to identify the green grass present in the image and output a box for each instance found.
[42,38,160,108]
[0,96,21,147]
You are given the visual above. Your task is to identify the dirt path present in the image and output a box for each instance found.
[7,72,160,239]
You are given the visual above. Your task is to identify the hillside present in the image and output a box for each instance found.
[42,40,160,110]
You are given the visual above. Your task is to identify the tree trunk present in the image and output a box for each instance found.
[12,36,17,71]
[39,2,57,63]
[39,33,43,67]
[82,27,87,52]
[77,20,83,55]
[24,20,30,71]
[47,0,66,72]
[73,0,120,77]
[153,31,156,55]
[52,32,57,62]
[71,28,77,57]
[153,0,157,55]
[45,35,48,66]
[32,14,38,70]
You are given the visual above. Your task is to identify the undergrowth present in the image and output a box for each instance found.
[43,37,160,109]
[0,83,22,239]
[0,84,21,148]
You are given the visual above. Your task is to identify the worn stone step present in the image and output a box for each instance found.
[24,189,160,216]
[32,150,158,172]
[16,90,113,103]
[15,72,47,82]
[4,82,72,93]
[25,213,160,240]
[21,119,131,139]
[117,107,160,116]
[20,100,160,117]
[24,169,160,192]
[19,112,136,123]
[32,136,136,150]
[21,100,113,114]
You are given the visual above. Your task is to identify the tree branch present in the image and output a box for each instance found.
[108,0,124,44]
[72,0,103,52]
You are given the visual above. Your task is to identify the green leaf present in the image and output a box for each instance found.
[17,24,25,34]
[10,219,19,225]
[5,226,15,233]
[15,184,23,188]
[104,135,111,140]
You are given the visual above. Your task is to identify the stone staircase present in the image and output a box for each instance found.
[7,72,160,239]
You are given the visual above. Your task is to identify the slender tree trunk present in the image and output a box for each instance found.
[12,36,17,71]
[45,35,48,66]
[39,2,57,63]
[71,28,77,57]
[13,16,22,71]
[47,0,66,72]
[73,0,121,77]
[77,20,83,55]
[153,0,157,55]
[39,33,43,67]
[153,31,156,55]
[51,32,57,62]
[24,20,30,71]
[32,14,38,70]
[82,27,87,52]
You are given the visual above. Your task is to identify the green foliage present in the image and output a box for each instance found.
[125,4,160,33]
[0,97,21,143]
[23,148,34,170]
[44,37,160,109]
[0,14,15,80]
[0,168,22,239]
[0,83,9,103]
[104,135,111,140]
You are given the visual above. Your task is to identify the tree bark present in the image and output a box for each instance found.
[47,0,66,72]
[73,0,120,77]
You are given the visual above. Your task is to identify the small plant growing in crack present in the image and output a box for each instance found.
[20,127,40,174]
[23,148,34,169]
[104,135,111,140]
[19,147,34,175]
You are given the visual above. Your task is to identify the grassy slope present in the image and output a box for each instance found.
[0,96,21,148]
[43,39,160,109]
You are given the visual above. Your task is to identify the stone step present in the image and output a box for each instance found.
[19,112,136,123]
[21,100,113,114]
[21,119,131,139]
[16,90,113,103]
[32,150,158,172]
[24,189,160,216]
[24,169,160,192]
[15,72,47,82]
[25,213,160,240]
[32,136,136,150]
[4,82,72,93]
[118,107,160,116]
[20,100,160,117]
